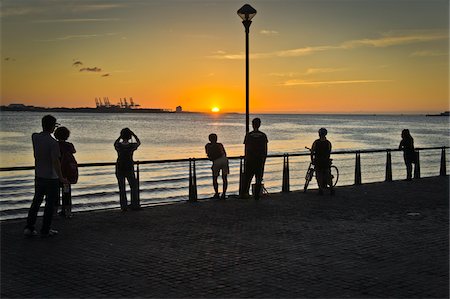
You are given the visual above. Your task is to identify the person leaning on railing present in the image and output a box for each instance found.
[311,128,335,196]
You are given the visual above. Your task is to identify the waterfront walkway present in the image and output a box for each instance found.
[1,176,449,298]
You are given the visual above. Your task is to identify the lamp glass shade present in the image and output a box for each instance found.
[237,4,257,21]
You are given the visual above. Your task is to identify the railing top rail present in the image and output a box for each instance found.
[1,146,448,172]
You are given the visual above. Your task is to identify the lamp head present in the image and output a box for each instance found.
[237,4,257,21]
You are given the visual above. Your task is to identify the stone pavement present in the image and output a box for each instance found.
[1,176,449,298]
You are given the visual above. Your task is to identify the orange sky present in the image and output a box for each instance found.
[1,0,449,113]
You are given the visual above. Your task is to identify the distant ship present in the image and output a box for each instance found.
[426,111,450,117]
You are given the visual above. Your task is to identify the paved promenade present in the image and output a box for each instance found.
[1,176,449,298]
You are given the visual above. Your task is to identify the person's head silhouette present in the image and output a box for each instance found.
[318,127,327,138]
[54,127,70,141]
[120,128,132,141]
[401,129,411,139]
[209,133,218,143]
[252,118,261,130]
[42,115,58,133]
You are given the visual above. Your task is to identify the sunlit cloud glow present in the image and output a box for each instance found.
[211,30,448,60]
[282,79,393,86]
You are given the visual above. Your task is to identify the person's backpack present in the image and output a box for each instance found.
[61,151,78,184]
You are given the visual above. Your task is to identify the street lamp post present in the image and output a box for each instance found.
[237,4,257,134]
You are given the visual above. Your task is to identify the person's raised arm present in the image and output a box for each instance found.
[132,131,141,147]
[114,136,121,150]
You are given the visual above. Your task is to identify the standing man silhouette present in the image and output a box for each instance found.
[242,118,268,200]
[24,115,68,238]
[311,128,334,195]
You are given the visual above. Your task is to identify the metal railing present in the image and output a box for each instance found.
[0,146,448,206]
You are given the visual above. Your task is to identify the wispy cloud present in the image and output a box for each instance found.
[282,79,392,86]
[260,30,279,36]
[410,50,448,57]
[37,32,119,42]
[102,73,110,77]
[210,30,448,60]
[80,67,102,72]
[1,2,126,17]
[305,68,347,75]
[32,18,121,23]
[268,72,298,77]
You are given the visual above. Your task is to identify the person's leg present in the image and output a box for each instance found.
[243,159,255,198]
[127,171,140,209]
[254,159,265,200]
[25,178,46,231]
[221,174,228,199]
[212,175,219,197]
[41,179,59,234]
[116,173,128,210]
[406,162,413,180]
[316,168,325,194]
[61,184,72,217]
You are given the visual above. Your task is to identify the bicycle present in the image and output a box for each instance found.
[304,147,339,192]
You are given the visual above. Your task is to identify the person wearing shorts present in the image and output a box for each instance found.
[205,134,229,199]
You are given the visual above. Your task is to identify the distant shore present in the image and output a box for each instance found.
[0,105,177,114]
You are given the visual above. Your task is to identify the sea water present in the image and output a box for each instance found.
[1,111,449,220]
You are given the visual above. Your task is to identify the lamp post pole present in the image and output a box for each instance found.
[237,4,256,135]
[244,21,250,134]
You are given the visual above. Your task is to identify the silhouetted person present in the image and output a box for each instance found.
[54,126,78,218]
[399,129,415,181]
[242,118,268,200]
[311,128,334,195]
[205,134,229,199]
[24,115,68,238]
[114,128,141,211]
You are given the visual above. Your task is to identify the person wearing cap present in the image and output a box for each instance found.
[24,115,68,238]
[242,118,268,200]
[311,128,334,195]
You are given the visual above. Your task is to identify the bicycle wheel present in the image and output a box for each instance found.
[304,168,314,192]
[330,165,339,187]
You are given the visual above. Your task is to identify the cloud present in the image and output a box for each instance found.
[260,30,279,36]
[32,18,121,23]
[37,32,119,42]
[210,30,448,60]
[281,79,392,86]
[80,67,102,72]
[72,61,83,67]
[305,68,347,75]
[102,73,110,77]
[4,57,16,61]
[1,2,125,17]
[410,50,448,57]
[268,72,298,77]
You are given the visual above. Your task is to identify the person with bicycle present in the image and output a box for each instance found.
[311,128,334,195]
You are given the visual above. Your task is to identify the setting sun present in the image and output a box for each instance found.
[211,107,220,113]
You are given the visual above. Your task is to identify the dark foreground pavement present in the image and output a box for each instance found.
[1,177,449,298]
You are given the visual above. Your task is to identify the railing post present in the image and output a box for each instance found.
[282,154,290,192]
[188,158,197,202]
[385,150,392,182]
[355,151,362,185]
[414,150,421,179]
[239,156,245,197]
[136,161,141,207]
[440,147,447,176]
